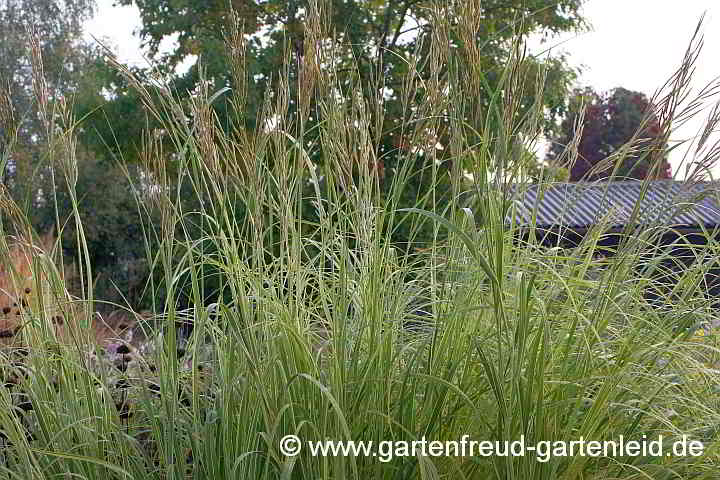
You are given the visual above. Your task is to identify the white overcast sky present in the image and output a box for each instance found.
[84,0,720,178]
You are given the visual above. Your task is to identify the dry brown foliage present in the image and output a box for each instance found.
[0,230,142,349]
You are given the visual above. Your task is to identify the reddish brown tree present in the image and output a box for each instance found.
[546,87,671,181]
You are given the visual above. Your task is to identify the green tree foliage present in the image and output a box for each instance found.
[0,0,96,202]
[545,86,672,181]
[87,0,587,168]
[0,0,156,312]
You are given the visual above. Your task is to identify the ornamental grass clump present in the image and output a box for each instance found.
[0,3,717,479]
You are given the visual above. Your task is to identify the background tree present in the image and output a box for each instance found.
[81,1,586,221]
[84,0,587,169]
[545,86,672,181]
[0,0,96,200]
[0,0,156,312]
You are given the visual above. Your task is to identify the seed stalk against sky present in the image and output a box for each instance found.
[84,0,720,179]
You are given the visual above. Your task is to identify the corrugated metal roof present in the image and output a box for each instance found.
[509,180,720,229]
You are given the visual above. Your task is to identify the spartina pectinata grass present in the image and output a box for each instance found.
[0,3,717,479]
